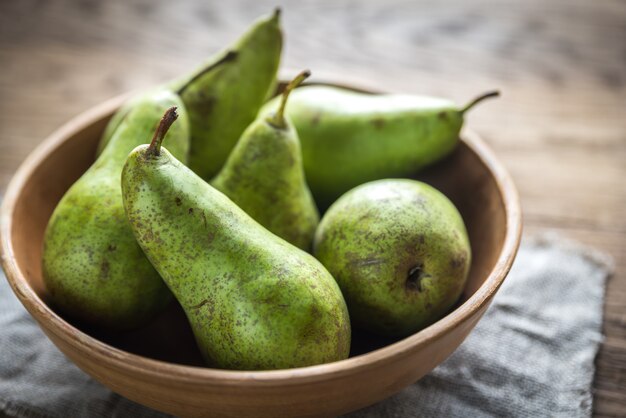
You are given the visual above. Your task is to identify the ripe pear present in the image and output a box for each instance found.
[211,70,319,251]
[121,116,350,370]
[42,96,189,329]
[263,86,499,208]
[96,51,237,156]
[171,8,282,180]
[96,9,282,166]
[313,179,471,337]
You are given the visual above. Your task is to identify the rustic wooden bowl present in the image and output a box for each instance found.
[0,81,521,418]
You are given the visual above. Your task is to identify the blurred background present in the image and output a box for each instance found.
[0,0,624,415]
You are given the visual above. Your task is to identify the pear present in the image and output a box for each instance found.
[42,96,189,329]
[211,70,318,251]
[313,179,471,338]
[96,8,282,168]
[172,8,282,180]
[121,115,351,370]
[263,86,499,208]
[95,50,239,157]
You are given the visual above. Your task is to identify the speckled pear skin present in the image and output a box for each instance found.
[211,118,319,250]
[171,9,282,180]
[42,92,190,330]
[211,72,318,251]
[262,86,497,208]
[95,10,281,160]
[121,145,351,370]
[313,179,471,338]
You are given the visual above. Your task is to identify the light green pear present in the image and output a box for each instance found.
[96,8,282,172]
[314,179,471,337]
[42,96,189,329]
[95,50,238,157]
[211,71,318,250]
[263,86,499,208]
[172,9,282,180]
[121,119,350,370]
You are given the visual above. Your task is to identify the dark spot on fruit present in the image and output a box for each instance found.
[310,304,321,319]
[175,197,182,206]
[371,118,385,129]
[195,95,216,116]
[311,112,322,126]
[437,111,448,120]
[188,208,194,214]
[107,244,116,252]
[190,298,211,310]
[406,265,424,292]
[100,260,110,280]
[450,253,466,269]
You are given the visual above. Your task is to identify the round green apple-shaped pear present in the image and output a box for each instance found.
[313,179,471,337]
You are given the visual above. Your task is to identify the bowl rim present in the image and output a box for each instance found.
[0,82,522,386]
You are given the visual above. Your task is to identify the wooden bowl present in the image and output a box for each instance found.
[0,82,521,418]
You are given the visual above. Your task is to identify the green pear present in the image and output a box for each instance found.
[211,70,319,251]
[95,50,239,157]
[120,118,351,370]
[96,8,282,167]
[172,8,282,180]
[263,86,499,208]
[313,179,471,338]
[42,97,189,329]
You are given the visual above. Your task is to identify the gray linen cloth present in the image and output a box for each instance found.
[0,234,612,418]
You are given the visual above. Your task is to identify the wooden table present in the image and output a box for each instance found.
[0,0,624,415]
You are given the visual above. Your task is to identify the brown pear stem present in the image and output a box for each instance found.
[273,6,281,20]
[176,50,238,95]
[146,107,178,157]
[460,90,500,114]
[267,70,311,129]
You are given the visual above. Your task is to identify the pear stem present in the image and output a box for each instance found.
[146,107,178,157]
[176,50,238,95]
[461,90,500,114]
[267,70,311,129]
[273,6,281,20]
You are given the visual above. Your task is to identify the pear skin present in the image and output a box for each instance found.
[95,10,281,163]
[121,117,350,370]
[262,86,498,208]
[172,9,282,180]
[314,179,471,337]
[42,95,189,329]
[211,71,318,250]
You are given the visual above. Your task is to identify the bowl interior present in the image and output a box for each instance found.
[5,94,507,367]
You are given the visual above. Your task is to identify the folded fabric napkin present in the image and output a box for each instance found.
[0,234,612,418]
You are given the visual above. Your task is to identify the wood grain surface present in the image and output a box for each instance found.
[0,0,624,415]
